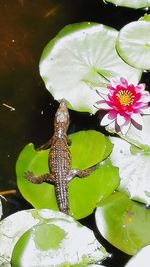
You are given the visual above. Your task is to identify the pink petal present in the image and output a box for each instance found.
[135,83,146,92]
[97,101,111,109]
[131,113,143,126]
[108,110,118,119]
[142,107,150,114]
[117,113,127,126]
[120,77,128,88]
[140,93,150,103]
[100,113,115,126]
[120,121,131,135]
[109,77,121,87]
[96,90,109,101]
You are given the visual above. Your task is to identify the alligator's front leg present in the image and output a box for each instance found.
[37,136,71,151]
[37,139,52,151]
[24,171,55,184]
[67,165,97,182]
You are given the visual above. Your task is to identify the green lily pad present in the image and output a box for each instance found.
[125,245,150,267]
[116,19,150,70]
[95,192,150,255]
[39,22,141,113]
[110,136,150,205]
[16,130,120,219]
[10,210,108,267]
[103,0,150,9]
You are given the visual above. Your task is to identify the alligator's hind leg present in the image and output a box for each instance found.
[67,165,97,182]
[24,171,54,184]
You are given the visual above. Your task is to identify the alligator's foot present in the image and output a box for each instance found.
[24,171,54,184]
[67,165,97,182]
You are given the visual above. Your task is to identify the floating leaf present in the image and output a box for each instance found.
[0,209,108,266]
[110,136,150,205]
[125,245,150,267]
[103,0,150,9]
[95,192,150,255]
[116,19,150,70]
[118,115,150,150]
[0,209,74,266]
[106,115,150,152]
[39,22,141,113]
[16,130,120,219]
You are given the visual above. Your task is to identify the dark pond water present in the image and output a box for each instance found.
[0,0,149,266]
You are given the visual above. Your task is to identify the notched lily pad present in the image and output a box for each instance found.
[95,192,150,255]
[16,130,120,219]
[39,22,141,113]
[116,19,150,70]
[8,210,108,267]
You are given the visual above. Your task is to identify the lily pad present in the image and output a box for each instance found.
[39,22,141,113]
[95,192,150,255]
[125,245,150,267]
[0,209,73,266]
[103,0,150,9]
[12,215,108,267]
[110,136,150,205]
[118,115,150,150]
[116,19,150,70]
[16,130,120,219]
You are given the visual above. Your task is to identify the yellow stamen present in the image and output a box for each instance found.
[116,90,135,106]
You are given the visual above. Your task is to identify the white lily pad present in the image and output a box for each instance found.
[0,209,73,266]
[39,22,141,114]
[107,115,150,150]
[116,19,150,70]
[119,115,150,150]
[125,245,150,267]
[103,0,150,9]
[110,136,150,205]
[12,218,107,266]
[0,209,107,266]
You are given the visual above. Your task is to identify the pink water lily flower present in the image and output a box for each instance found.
[96,77,150,134]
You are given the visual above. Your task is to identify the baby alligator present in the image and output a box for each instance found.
[25,99,96,214]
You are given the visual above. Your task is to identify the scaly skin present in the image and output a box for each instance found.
[48,99,71,214]
[25,99,96,215]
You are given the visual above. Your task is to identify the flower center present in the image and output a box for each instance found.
[116,89,135,106]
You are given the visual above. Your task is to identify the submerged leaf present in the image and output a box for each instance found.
[110,136,150,205]
[39,22,141,113]
[16,130,120,219]
[95,192,150,255]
